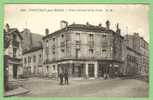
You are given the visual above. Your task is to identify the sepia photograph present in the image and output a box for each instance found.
[3,4,149,97]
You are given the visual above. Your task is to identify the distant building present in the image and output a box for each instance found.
[123,33,149,76]
[140,37,149,76]
[42,20,124,78]
[22,46,43,77]
[5,21,149,80]
[20,28,43,52]
[4,24,23,80]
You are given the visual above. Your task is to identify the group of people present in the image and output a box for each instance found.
[59,72,69,85]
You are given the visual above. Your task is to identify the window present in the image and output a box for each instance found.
[89,34,94,40]
[89,34,94,48]
[89,49,94,54]
[28,56,31,63]
[102,42,108,48]
[24,57,27,64]
[33,55,36,63]
[102,34,106,38]
[76,33,80,41]
[52,45,56,54]
[61,34,64,38]
[89,49,94,58]
[52,45,55,49]
[13,34,17,40]
[39,54,42,61]
[46,47,49,55]
[76,48,80,58]
[39,54,41,58]
[53,51,55,54]
[60,41,65,47]
[13,48,17,57]
[53,65,56,70]
[102,49,106,52]
[53,38,55,42]
[61,49,64,53]
[46,66,49,71]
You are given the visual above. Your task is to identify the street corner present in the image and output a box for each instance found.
[4,86,30,97]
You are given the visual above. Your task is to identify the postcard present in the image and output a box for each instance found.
[3,4,149,98]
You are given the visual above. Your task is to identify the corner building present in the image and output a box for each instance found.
[4,24,23,80]
[42,21,124,78]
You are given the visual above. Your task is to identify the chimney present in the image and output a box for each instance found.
[134,32,139,36]
[116,23,121,34]
[72,22,75,24]
[98,23,102,27]
[29,30,33,49]
[60,20,68,29]
[5,23,10,32]
[45,28,49,36]
[106,20,110,29]
[86,22,89,25]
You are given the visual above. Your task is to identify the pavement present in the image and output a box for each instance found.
[4,79,30,97]
[16,77,149,97]
[4,86,30,97]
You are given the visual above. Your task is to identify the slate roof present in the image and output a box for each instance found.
[23,46,42,54]
[43,23,121,40]
[5,28,23,40]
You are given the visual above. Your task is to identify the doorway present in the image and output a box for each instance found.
[13,64,18,79]
[88,64,94,77]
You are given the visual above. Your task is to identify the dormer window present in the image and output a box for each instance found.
[89,34,94,40]
[53,38,55,42]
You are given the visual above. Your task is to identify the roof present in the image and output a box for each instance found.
[5,28,23,40]
[23,46,42,55]
[43,23,122,40]
[126,46,141,56]
[21,29,43,51]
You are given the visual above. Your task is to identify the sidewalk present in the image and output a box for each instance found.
[4,86,30,97]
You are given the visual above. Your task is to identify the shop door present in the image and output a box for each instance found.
[98,64,104,77]
[78,65,83,77]
[88,64,94,77]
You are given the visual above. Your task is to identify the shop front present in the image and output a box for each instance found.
[98,61,121,78]
[57,60,98,78]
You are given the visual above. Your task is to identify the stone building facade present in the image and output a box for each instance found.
[122,33,149,76]
[22,47,43,77]
[42,20,124,78]
[4,21,149,80]
[140,37,149,76]
[4,24,23,80]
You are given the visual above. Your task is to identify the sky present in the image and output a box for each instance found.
[4,4,149,42]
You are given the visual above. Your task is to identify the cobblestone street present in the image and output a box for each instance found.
[18,77,148,97]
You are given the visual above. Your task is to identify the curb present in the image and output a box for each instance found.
[4,87,30,97]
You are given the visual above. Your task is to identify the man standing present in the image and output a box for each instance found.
[64,71,69,85]
[59,72,63,85]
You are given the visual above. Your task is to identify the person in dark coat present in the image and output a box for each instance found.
[59,72,63,85]
[64,71,69,85]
